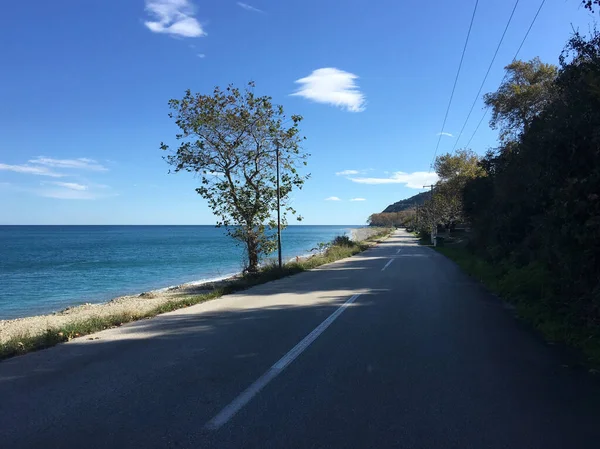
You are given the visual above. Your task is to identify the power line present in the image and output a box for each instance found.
[512,0,547,60]
[464,0,547,149]
[465,108,488,149]
[430,0,480,169]
[452,0,520,151]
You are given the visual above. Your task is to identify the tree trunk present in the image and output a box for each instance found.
[246,233,259,273]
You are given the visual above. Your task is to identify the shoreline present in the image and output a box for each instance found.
[0,227,389,347]
[1,226,361,321]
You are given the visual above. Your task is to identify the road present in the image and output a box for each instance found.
[1,230,600,448]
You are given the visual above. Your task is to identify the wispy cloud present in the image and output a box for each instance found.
[350,171,439,189]
[50,182,88,191]
[325,196,341,201]
[350,198,366,202]
[38,182,114,200]
[292,68,366,113]
[1,157,113,199]
[1,181,113,200]
[0,163,63,177]
[237,2,263,13]
[30,157,108,172]
[39,190,101,200]
[197,53,206,58]
[437,132,454,137]
[335,169,360,176]
[144,0,206,38]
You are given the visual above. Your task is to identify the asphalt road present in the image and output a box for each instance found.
[1,230,600,448]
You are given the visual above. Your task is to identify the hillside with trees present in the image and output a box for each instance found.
[382,191,429,213]
[368,210,416,228]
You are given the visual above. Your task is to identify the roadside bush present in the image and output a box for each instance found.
[462,31,600,344]
[332,235,353,247]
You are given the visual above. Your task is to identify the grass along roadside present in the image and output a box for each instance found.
[433,244,600,372]
[0,228,393,361]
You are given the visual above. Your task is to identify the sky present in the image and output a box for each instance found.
[0,0,597,225]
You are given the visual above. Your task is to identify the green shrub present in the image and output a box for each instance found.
[436,245,600,369]
[332,235,353,247]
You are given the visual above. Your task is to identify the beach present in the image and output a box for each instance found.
[0,227,387,345]
[0,225,363,320]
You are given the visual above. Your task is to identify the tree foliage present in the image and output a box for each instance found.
[414,149,485,235]
[464,31,600,328]
[382,191,429,213]
[368,210,416,228]
[583,0,600,12]
[161,82,309,272]
[483,58,557,143]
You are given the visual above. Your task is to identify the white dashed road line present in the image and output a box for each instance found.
[381,259,394,271]
[204,293,363,430]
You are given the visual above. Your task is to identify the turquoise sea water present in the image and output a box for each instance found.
[0,225,360,320]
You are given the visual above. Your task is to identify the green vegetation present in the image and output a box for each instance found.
[582,1,600,12]
[402,30,600,369]
[368,210,416,228]
[382,191,429,213]
[434,245,600,370]
[483,57,557,143]
[162,81,309,273]
[413,149,484,237]
[458,32,600,366]
[0,228,393,361]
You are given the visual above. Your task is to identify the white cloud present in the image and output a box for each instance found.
[51,182,88,191]
[350,198,366,202]
[0,163,63,177]
[350,171,439,189]
[237,2,263,13]
[0,175,113,200]
[197,53,206,58]
[437,132,454,137]
[335,169,360,176]
[30,157,108,172]
[292,68,366,112]
[38,183,115,200]
[144,0,206,38]
[39,190,99,200]
[325,196,341,201]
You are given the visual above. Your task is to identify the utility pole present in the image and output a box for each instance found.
[276,143,282,270]
[423,184,437,246]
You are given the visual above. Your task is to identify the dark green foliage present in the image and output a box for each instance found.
[583,1,600,12]
[437,246,600,369]
[463,31,600,361]
[332,235,353,247]
[483,58,557,143]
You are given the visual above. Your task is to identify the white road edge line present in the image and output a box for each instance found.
[204,293,362,431]
[381,258,394,271]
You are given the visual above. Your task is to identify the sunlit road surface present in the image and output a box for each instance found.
[2,230,600,448]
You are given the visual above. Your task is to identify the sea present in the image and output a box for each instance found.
[0,225,362,320]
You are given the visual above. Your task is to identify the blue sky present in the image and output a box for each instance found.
[0,0,596,225]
